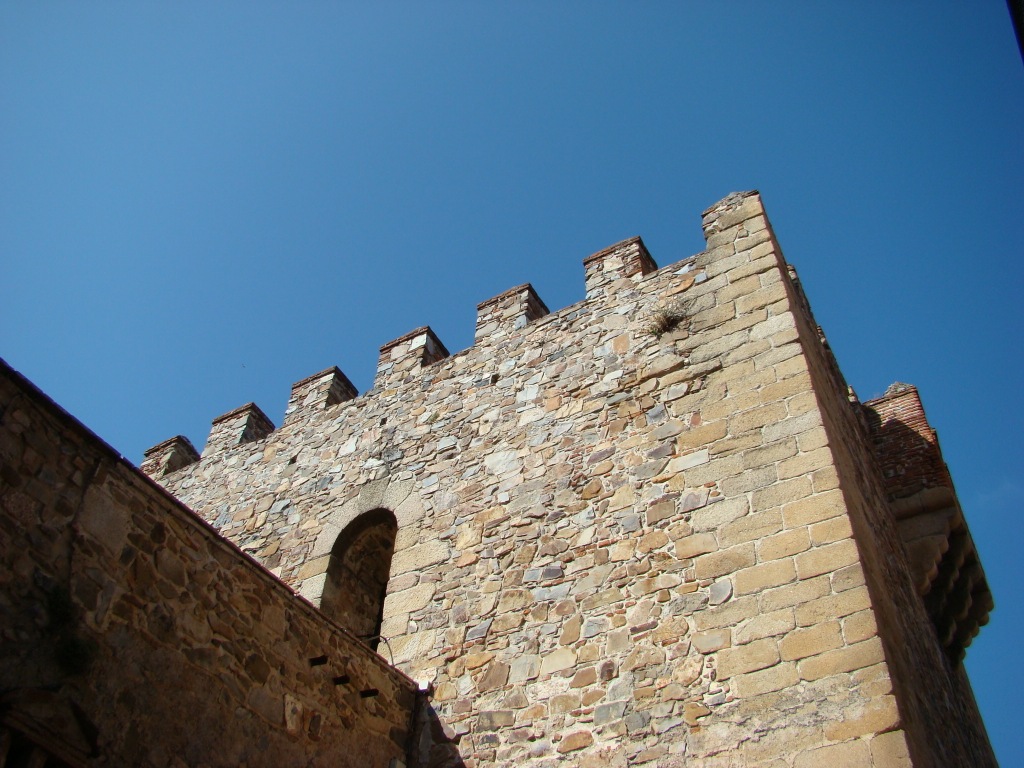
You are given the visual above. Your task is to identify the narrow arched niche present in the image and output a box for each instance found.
[319,508,397,650]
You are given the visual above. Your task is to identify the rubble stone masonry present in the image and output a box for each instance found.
[1,191,995,767]
[0,364,419,767]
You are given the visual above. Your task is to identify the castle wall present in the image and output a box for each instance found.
[146,192,994,767]
[0,362,419,767]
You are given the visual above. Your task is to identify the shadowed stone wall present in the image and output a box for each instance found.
[0,362,419,767]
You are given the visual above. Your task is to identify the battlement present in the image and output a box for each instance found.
[474,283,550,344]
[283,366,358,425]
[582,235,658,298]
[203,401,275,457]
[121,188,995,765]
[142,227,711,469]
[375,325,451,391]
[140,434,200,478]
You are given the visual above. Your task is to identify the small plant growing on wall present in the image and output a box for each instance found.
[647,309,687,339]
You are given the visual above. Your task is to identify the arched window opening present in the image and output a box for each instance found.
[320,508,397,650]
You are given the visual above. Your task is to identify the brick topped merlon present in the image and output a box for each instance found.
[140,435,200,478]
[863,383,992,659]
[864,384,952,500]
[203,401,275,457]
[474,283,550,343]
[211,401,273,427]
[290,365,357,395]
[375,326,450,389]
[475,282,549,314]
[583,236,658,298]
[284,366,358,424]
[378,325,449,356]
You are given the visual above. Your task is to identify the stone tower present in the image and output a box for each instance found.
[1,191,994,766]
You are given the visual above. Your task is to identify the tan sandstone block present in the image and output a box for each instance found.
[795,586,871,626]
[716,637,780,679]
[783,390,817,417]
[774,353,809,380]
[795,538,860,580]
[750,475,812,511]
[798,636,885,681]
[690,495,749,532]
[809,515,853,545]
[704,389,762,422]
[607,484,635,511]
[796,425,829,452]
[823,695,900,741]
[692,596,759,631]
[694,543,755,580]
[853,662,895,697]
[729,366,778,397]
[297,554,330,580]
[870,730,912,767]
[717,274,762,302]
[777,447,833,481]
[757,528,811,562]
[728,402,788,436]
[541,647,577,675]
[842,609,877,644]
[782,489,845,528]
[758,370,811,403]
[736,282,787,314]
[734,558,796,596]
[692,629,731,653]
[759,574,830,613]
[832,562,867,592]
[730,660,798,698]
[676,420,728,451]
[812,465,841,492]
[385,582,436,614]
[779,621,842,661]
[794,740,871,768]
[390,540,450,575]
[682,702,711,726]
[557,730,594,753]
[734,608,795,645]
[718,509,783,548]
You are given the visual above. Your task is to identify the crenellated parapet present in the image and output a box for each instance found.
[474,283,549,344]
[141,435,199,478]
[583,235,658,299]
[203,401,275,457]
[375,326,450,391]
[284,366,358,425]
[141,233,671,470]
[138,200,754,470]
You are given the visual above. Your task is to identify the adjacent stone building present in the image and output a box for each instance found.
[1,191,995,766]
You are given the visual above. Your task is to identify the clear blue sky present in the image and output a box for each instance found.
[2,3,1021,761]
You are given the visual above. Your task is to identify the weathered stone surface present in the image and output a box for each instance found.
[557,730,594,753]
[540,647,577,675]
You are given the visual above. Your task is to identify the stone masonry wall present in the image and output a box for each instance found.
[0,361,418,767]
[147,192,994,767]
